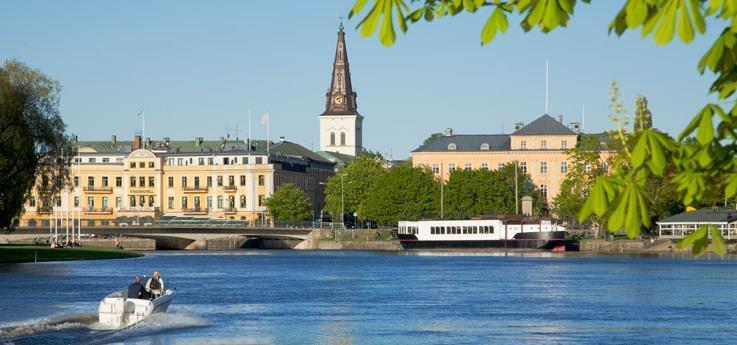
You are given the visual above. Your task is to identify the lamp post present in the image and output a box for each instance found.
[340,174,345,229]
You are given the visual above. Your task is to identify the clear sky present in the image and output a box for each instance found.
[0,1,721,158]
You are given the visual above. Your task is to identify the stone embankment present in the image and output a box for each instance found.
[580,238,737,254]
[295,229,402,251]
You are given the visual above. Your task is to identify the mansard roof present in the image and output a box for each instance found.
[412,134,510,153]
[512,114,577,135]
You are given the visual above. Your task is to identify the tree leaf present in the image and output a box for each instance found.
[379,0,397,47]
[631,132,648,169]
[654,0,678,45]
[677,0,695,43]
[711,226,727,256]
[676,226,708,256]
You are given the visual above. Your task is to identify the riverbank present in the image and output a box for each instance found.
[0,245,143,264]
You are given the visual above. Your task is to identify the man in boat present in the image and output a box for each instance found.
[145,271,164,299]
[127,276,145,299]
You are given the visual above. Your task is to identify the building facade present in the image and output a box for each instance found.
[658,208,737,239]
[319,22,363,156]
[411,114,606,204]
[20,135,334,227]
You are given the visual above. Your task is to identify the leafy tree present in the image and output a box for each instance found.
[361,164,439,225]
[324,155,386,221]
[423,132,443,145]
[360,148,385,160]
[264,183,313,221]
[0,60,73,230]
[444,164,540,218]
[347,1,737,254]
[551,135,608,228]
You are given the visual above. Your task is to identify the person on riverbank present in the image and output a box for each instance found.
[145,271,164,299]
[127,276,144,299]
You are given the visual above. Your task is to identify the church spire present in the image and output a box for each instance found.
[321,22,359,116]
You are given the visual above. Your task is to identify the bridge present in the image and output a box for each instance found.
[2,226,319,250]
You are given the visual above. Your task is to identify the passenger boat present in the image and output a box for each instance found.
[397,216,569,250]
[98,288,175,329]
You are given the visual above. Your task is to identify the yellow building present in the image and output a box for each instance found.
[411,114,611,205]
[21,135,334,227]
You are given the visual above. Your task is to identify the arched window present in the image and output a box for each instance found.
[447,143,457,151]
[330,132,336,146]
[340,132,346,146]
[480,143,490,151]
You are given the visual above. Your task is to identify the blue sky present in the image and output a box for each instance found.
[0,1,721,158]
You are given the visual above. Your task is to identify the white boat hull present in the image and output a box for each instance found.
[98,289,175,329]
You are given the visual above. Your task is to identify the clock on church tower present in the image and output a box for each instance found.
[318,22,363,157]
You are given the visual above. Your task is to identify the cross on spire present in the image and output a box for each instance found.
[339,16,344,31]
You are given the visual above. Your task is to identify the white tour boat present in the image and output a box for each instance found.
[98,288,175,329]
[397,216,568,250]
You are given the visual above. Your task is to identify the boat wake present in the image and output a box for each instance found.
[0,312,208,345]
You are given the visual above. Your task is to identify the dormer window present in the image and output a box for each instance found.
[480,143,490,151]
[520,140,527,150]
[447,143,457,151]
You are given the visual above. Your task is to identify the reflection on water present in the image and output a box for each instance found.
[2,250,737,344]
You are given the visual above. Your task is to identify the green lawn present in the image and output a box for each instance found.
[0,245,143,263]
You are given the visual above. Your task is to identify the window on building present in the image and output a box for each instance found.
[29,196,36,207]
[138,162,145,168]
[520,162,527,173]
[432,164,439,174]
[198,158,205,165]
[148,176,154,187]
[115,196,122,208]
[102,196,109,209]
[541,140,547,149]
[217,196,223,208]
[480,143,490,150]
[116,177,122,187]
[497,162,504,170]
[540,161,547,174]
[130,176,136,187]
[242,157,249,165]
[74,176,79,187]
[481,163,488,170]
[168,197,174,209]
[207,176,213,187]
[74,196,79,207]
[88,176,94,187]
[561,140,568,149]
[130,162,136,169]
[139,176,145,187]
[256,157,263,164]
[102,158,110,163]
[464,163,472,170]
[521,140,527,149]
[258,195,265,206]
[177,158,183,166]
[194,196,201,208]
[207,196,213,209]
[541,185,548,200]
[240,175,246,186]
[447,143,457,151]
[102,176,108,187]
[228,196,235,208]
[139,196,145,207]
[240,195,247,208]
[561,161,568,174]
[330,132,336,146]
[168,158,174,165]
[87,196,94,208]
[208,157,214,165]
[148,195,154,207]
[258,175,265,186]
[340,132,346,146]
[148,162,154,168]
[449,163,456,172]
[217,176,223,186]
[181,196,188,209]
[194,176,200,187]
[89,158,96,163]
[168,177,174,187]
[223,157,229,165]
[130,196,136,207]
[229,175,235,186]
[182,177,187,187]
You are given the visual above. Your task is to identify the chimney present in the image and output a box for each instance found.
[133,135,142,150]
[279,136,285,143]
[558,115,563,123]
[194,137,203,147]
[514,122,524,131]
[444,128,453,136]
[111,135,117,145]
[145,137,151,148]
[569,122,581,134]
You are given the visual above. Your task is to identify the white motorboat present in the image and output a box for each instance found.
[98,289,175,329]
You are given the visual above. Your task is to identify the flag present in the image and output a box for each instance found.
[260,113,269,125]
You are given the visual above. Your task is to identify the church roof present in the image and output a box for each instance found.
[320,23,360,117]
[512,114,577,135]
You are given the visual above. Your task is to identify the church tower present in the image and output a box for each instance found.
[319,22,363,156]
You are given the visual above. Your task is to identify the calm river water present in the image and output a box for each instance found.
[1,250,737,344]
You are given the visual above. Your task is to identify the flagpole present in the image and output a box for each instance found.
[138,111,145,148]
[248,109,252,156]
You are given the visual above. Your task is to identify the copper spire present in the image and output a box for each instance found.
[321,22,359,116]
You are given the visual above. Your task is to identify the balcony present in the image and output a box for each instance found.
[83,186,113,193]
[183,207,209,215]
[223,185,238,192]
[223,207,238,214]
[183,186,209,193]
[118,207,162,216]
[83,207,113,214]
